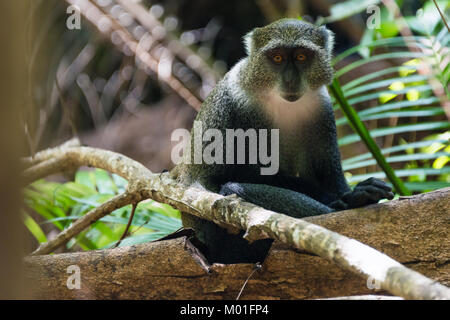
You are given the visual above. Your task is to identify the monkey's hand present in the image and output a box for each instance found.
[340,177,394,209]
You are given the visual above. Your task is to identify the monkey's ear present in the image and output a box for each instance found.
[243,27,263,55]
[243,31,254,55]
[318,25,334,55]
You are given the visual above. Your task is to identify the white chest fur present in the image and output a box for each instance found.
[258,86,327,176]
[260,87,326,132]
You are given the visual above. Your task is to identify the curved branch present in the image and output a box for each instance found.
[31,192,137,255]
[22,138,81,168]
[22,155,72,185]
[25,142,450,299]
[23,145,153,185]
[24,144,155,255]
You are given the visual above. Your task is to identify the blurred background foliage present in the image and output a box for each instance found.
[23,0,449,252]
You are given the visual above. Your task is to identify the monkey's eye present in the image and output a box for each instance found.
[296,53,307,61]
[272,55,283,63]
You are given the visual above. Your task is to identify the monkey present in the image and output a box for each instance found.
[170,19,394,264]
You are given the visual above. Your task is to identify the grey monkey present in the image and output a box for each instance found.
[171,19,394,263]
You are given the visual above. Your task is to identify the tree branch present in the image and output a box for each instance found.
[30,192,137,256]
[24,142,450,299]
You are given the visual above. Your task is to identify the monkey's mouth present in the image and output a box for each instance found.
[281,93,301,102]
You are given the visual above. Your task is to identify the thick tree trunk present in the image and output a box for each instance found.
[0,0,30,299]
[23,188,450,299]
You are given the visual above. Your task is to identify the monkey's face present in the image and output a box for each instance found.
[244,19,334,102]
[264,46,314,102]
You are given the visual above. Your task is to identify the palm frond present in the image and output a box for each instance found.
[329,16,450,194]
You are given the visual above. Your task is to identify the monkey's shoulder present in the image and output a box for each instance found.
[199,73,266,128]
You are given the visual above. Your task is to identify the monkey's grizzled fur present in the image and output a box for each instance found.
[171,19,394,264]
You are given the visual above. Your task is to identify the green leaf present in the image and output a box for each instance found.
[90,221,116,242]
[138,200,181,218]
[144,213,182,233]
[347,84,432,105]
[70,194,113,208]
[336,107,444,126]
[25,201,65,229]
[333,37,426,65]
[358,97,438,116]
[75,170,96,190]
[378,21,399,38]
[112,174,128,192]
[358,27,376,58]
[94,169,117,194]
[347,167,450,183]
[60,182,96,197]
[342,139,450,165]
[336,51,426,78]
[343,152,450,171]
[344,74,428,98]
[403,181,450,191]
[338,122,450,146]
[23,213,47,243]
[433,155,450,169]
[333,17,448,196]
[342,66,419,91]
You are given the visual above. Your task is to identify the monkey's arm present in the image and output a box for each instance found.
[337,177,394,209]
[315,165,394,210]
[262,147,394,211]
[255,174,342,205]
[312,129,394,209]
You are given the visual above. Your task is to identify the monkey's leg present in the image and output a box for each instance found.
[182,212,274,264]
[183,182,334,264]
[188,182,333,263]
[219,182,334,218]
